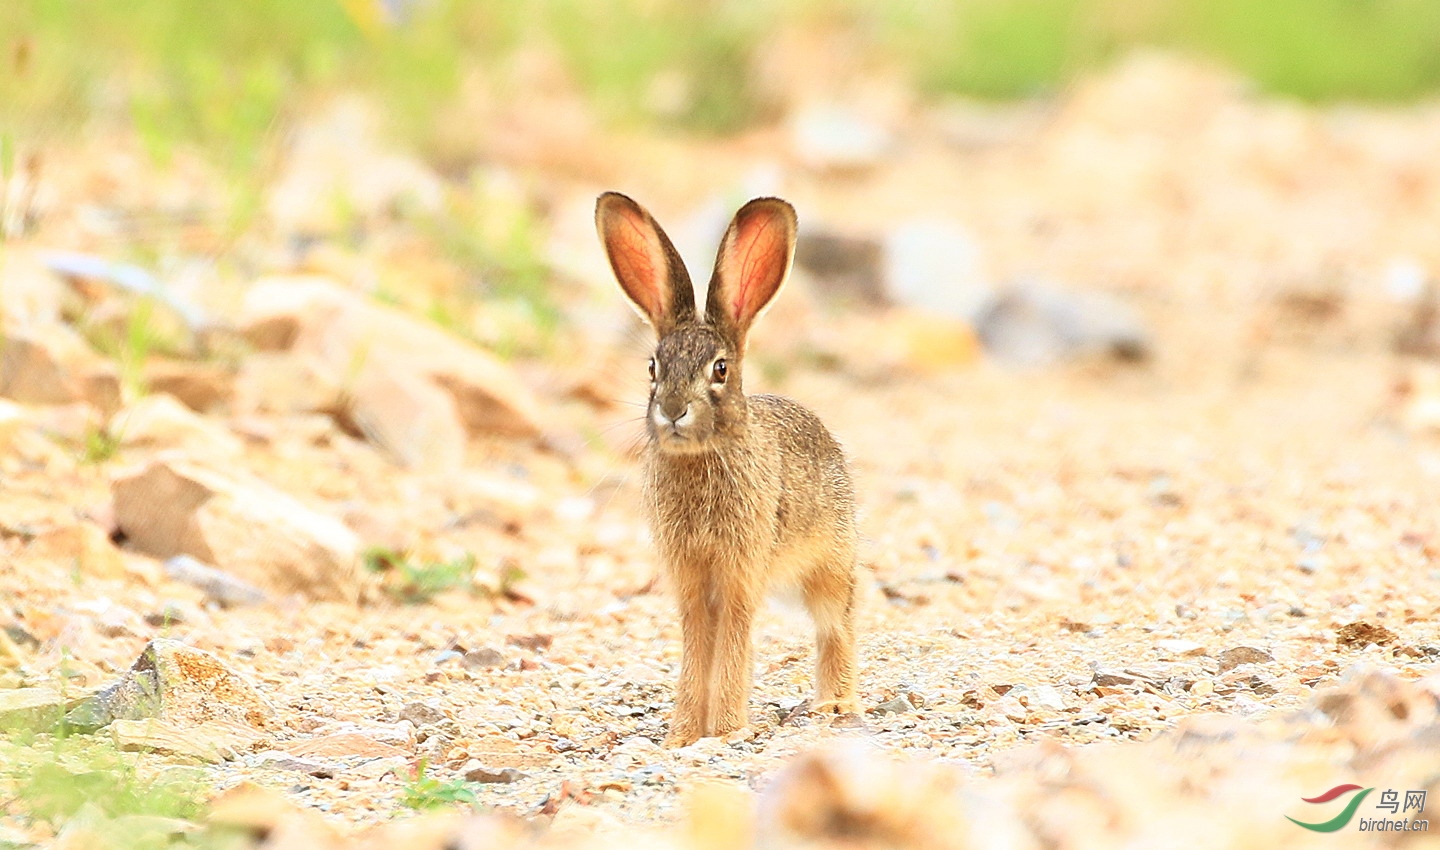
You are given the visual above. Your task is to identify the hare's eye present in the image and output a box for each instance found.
[711,358,728,384]
[647,358,657,381]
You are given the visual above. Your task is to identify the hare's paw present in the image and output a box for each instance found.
[811,696,861,716]
[664,720,703,748]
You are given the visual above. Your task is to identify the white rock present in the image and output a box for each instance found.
[1156,639,1208,657]
[883,219,994,322]
[789,103,893,171]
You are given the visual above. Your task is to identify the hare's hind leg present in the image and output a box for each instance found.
[802,557,859,715]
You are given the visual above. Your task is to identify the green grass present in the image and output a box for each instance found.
[879,0,1110,100]
[0,732,213,848]
[78,294,189,401]
[404,179,562,356]
[867,0,1440,102]
[363,547,478,604]
[1163,0,1440,102]
[80,424,123,465]
[534,0,767,133]
[398,759,483,812]
[3,0,1438,177]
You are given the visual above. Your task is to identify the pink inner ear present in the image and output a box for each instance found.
[729,212,787,323]
[605,209,664,318]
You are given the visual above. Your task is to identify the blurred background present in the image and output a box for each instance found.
[6,3,1440,844]
[4,0,1440,381]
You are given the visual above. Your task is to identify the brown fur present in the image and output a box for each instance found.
[596,192,860,745]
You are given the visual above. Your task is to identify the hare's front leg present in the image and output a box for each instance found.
[666,581,716,747]
[803,559,859,715]
[707,585,760,740]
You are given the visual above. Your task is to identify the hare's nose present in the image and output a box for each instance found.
[656,399,691,425]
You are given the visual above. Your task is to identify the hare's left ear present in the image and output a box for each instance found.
[704,197,797,343]
[596,192,697,335]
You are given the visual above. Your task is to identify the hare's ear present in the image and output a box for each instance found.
[705,197,797,342]
[596,192,696,334]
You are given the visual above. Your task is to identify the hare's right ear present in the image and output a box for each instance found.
[595,192,696,334]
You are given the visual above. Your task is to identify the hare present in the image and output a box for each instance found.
[595,191,860,746]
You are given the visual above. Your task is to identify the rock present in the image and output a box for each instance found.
[1335,621,1397,648]
[112,455,362,601]
[991,695,1029,722]
[1216,668,1280,697]
[143,361,234,413]
[1313,666,1439,751]
[506,633,553,652]
[975,279,1151,366]
[254,751,341,777]
[462,647,506,669]
[0,398,28,451]
[397,701,447,727]
[1155,639,1207,657]
[883,219,994,321]
[71,639,274,731]
[794,231,886,305]
[416,733,452,765]
[39,251,209,334]
[0,686,66,730]
[1091,668,1141,688]
[758,744,968,849]
[312,720,416,749]
[871,696,914,715]
[1021,685,1067,712]
[111,718,261,763]
[788,103,892,171]
[0,247,69,325]
[284,732,410,760]
[239,276,544,461]
[67,598,148,638]
[207,783,339,848]
[461,761,526,783]
[0,402,74,470]
[108,393,243,456]
[233,352,343,416]
[0,628,29,669]
[24,522,125,579]
[25,400,102,444]
[1399,363,1440,433]
[347,755,408,780]
[162,555,268,607]
[1216,645,1274,672]
[342,360,466,471]
[0,322,121,413]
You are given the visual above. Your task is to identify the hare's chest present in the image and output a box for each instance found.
[644,453,780,554]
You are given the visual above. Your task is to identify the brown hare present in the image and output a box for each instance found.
[595,191,859,746]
